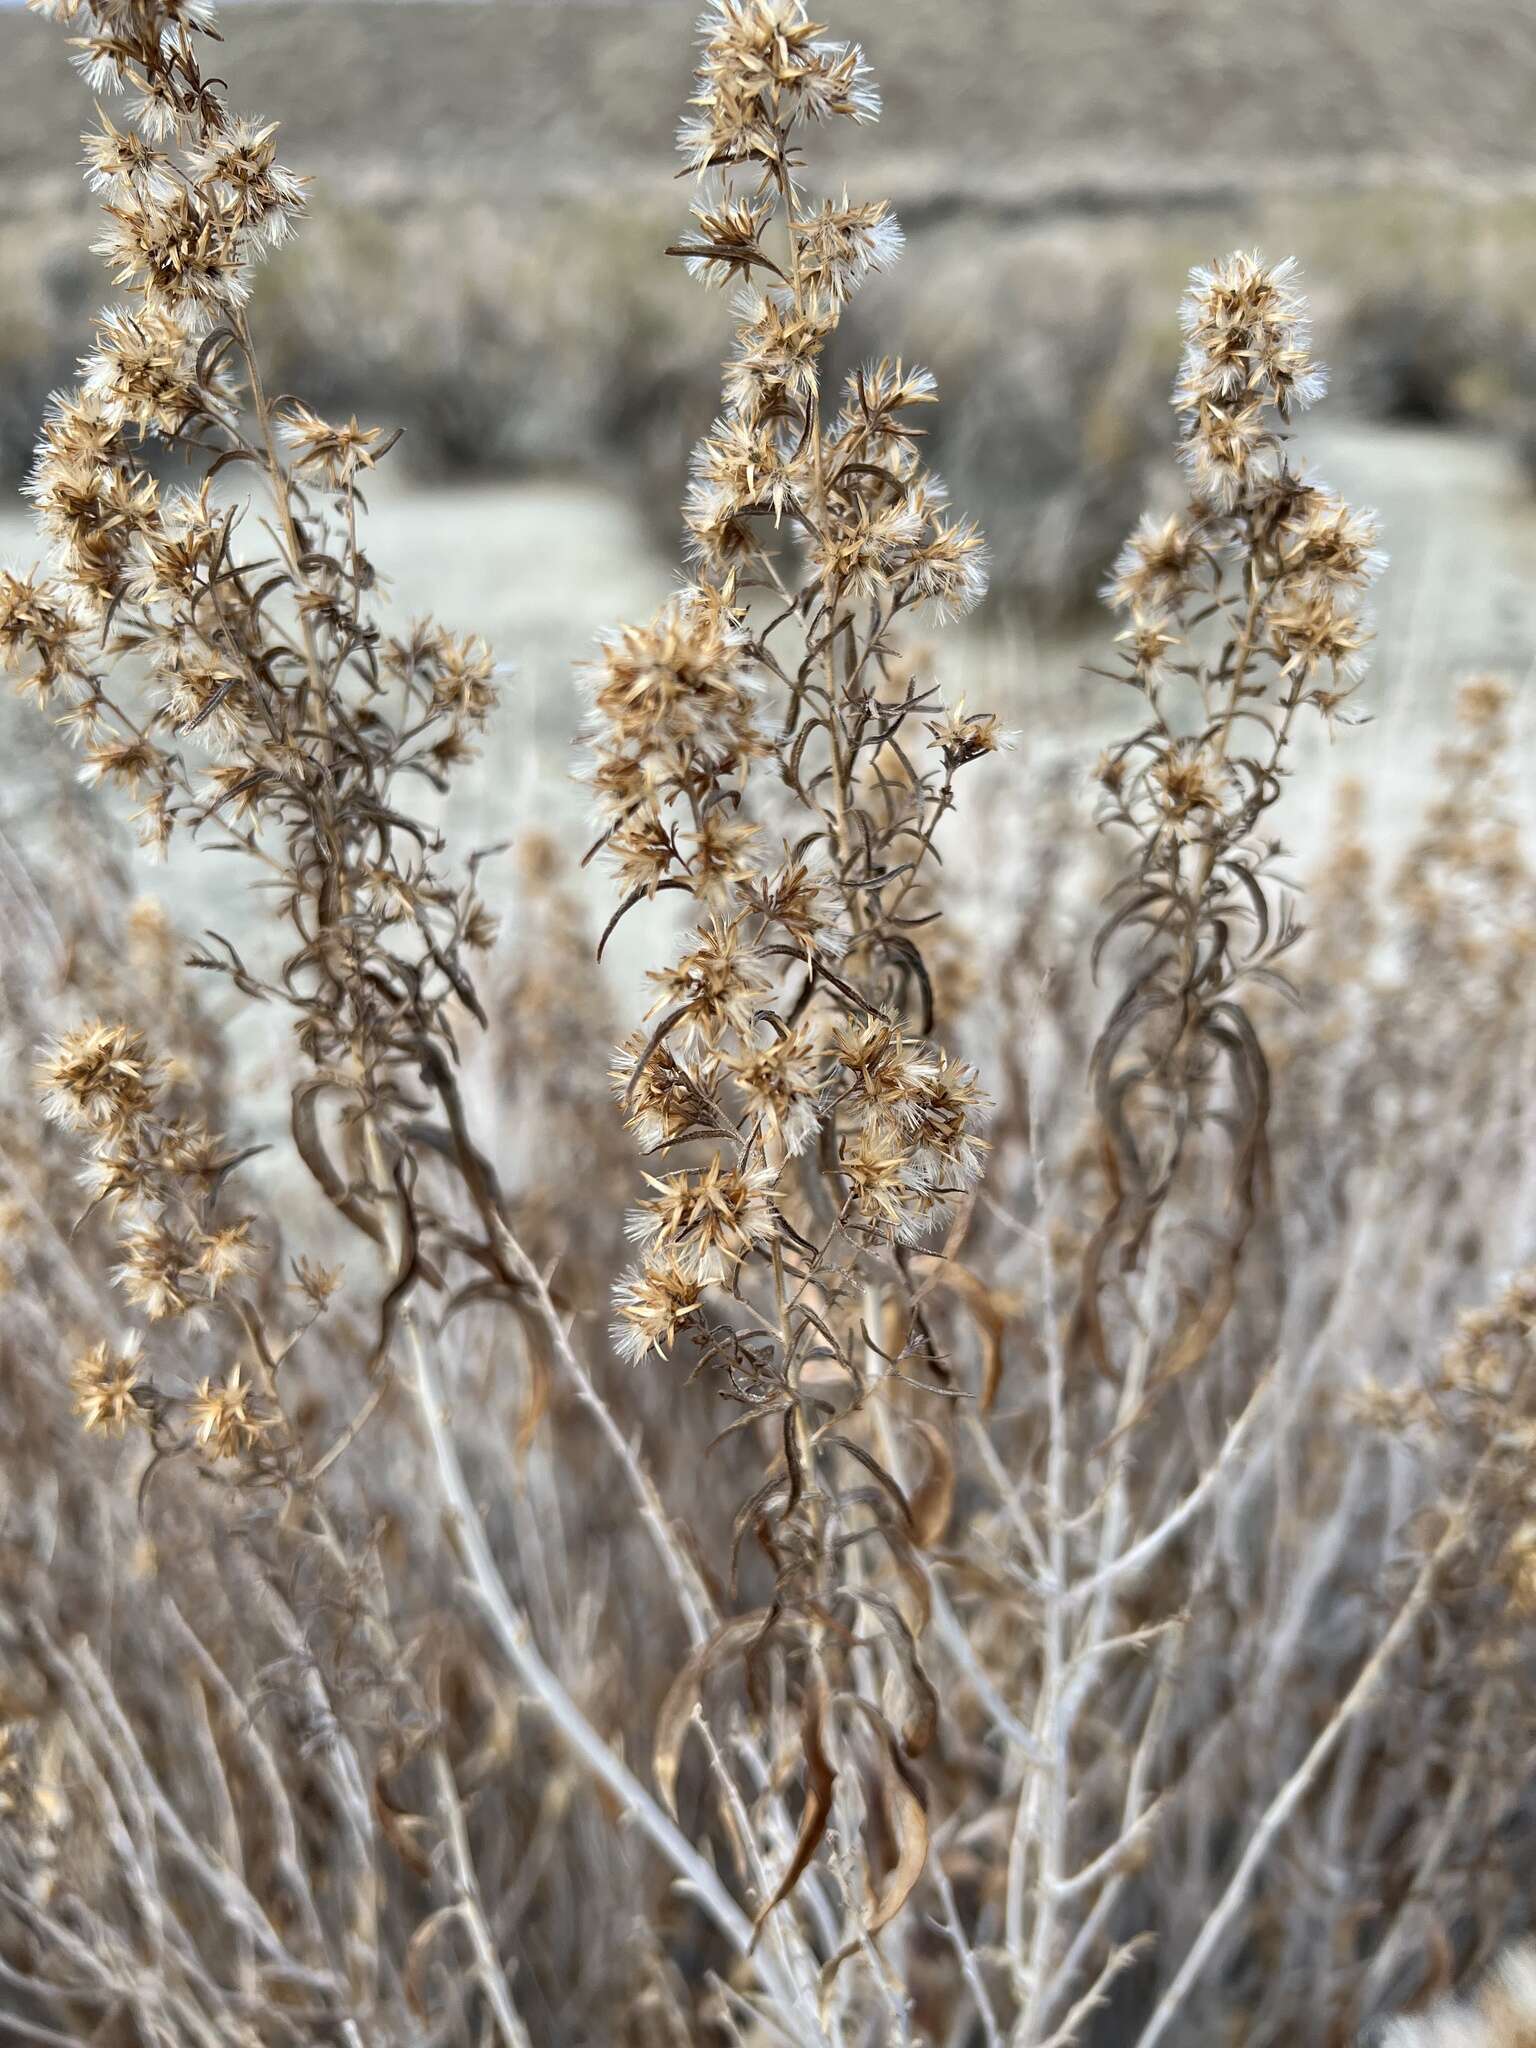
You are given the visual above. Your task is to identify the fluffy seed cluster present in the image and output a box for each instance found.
[671,6,984,616]
[17,0,302,642]
[675,0,881,172]
[1105,255,1382,740]
[5,0,502,1128]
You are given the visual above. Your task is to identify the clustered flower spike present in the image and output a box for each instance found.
[588,0,997,1380]
[1174,252,1325,503]
[676,0,881,174]
[10,0,502,1122]
[668,4,985,618]
[15,0,308,659]
[1102,251,1384,764]
[1089,254,1386,1298]
[38,1017,302,1467]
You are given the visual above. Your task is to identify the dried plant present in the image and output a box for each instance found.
[0,0,803,2035]
[582,0,1009,1987]
[4,2,1536,2047]
[1088,251,1384,1361]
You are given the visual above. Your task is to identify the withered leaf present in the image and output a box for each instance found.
[750,1680,836,1945]
[653,1610,772,1817]
[907,1417,955,1549]
[820,1707,930,1991]
[909,1253,1012,1410]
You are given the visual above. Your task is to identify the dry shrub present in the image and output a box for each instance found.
[2,3,1535,2047]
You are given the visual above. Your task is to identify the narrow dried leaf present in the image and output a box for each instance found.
[907,1418,955,1549]
[750,1681,836,1944]
[820,1710,929,1991]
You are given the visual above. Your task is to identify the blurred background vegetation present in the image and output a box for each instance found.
[4,0,1536,620]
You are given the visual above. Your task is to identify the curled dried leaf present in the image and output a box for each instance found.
[750,1680,836,1944]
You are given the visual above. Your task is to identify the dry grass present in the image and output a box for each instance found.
[2,4,1536,2046]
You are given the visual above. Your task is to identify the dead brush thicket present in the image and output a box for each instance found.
[1,1,1535,2045]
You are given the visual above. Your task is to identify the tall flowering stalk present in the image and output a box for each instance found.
[6,0,517,1829]
[1087,252,1384,1369]
[6,0,501,969]
[952,258,1389,2047]
[586,0,1000,1942]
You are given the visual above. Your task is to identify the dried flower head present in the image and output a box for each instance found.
[188,1365,271,1458]
[279,402,385,489]
[69,1337,148,1435]
[612,1252,706,1365]
[291,1255,345,1311]
[37,1020,157,1133]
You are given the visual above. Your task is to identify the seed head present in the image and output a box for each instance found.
[188,1365,271,1458]
[585,590,758,769]
[725,1022,824,1156]
[69,1337,148,1436]
[37,1020,157,1134]
[832,1016,937,1123]
[613,1251,705,1364]
[81,110,177,200]
[928,698,1016,769]
[186,116,306,247]
[1103,512,1210,615]
[840,1119,937,1243]
[611,1033,719,1152]
[292,1255,345,1311]
[739,851,843,955]
[94,186,249,328]
[629,1156,778,1283]
[677,2,879,174]
[0,569,89,700]
[647,915,772,1047]
[279,402,385,489]
[1147,742,1228,839]
[790,196,904,308]
[83,304,209,436]
[195,1218,259,1294]
[115,1220,197,1321]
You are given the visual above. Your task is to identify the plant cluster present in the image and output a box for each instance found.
[1,5,1535,2048]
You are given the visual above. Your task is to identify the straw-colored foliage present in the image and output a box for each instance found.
[1,3,1534,2044]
